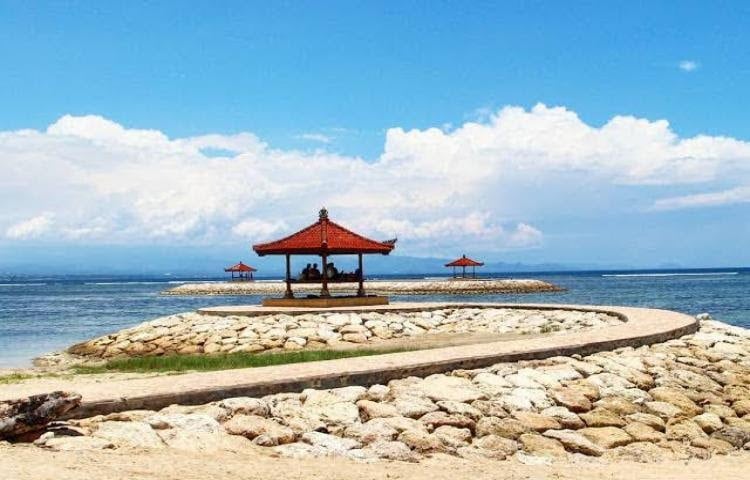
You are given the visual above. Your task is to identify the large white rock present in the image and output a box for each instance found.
[147,413,221,434]
[343,420,399,444]
[414,375,486,402]
[157,428,251,452]
[586,373,635,396]
[473,372,512,395]
[93,421,164,449]
[542,429,604,456]
[301,431,361,454]
[216,397,269,417]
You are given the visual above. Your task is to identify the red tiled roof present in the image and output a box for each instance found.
[224,262,257,272]
[445,255,484,267]
[253,208,396,256]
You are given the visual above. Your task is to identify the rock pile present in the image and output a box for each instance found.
[68,308,621,359]
[40,318,750,464]
[1,391,81,440]
[163,279,563,296]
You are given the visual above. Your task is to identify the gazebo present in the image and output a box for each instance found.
[224,261,256,281]
[445,254,484,279]
[253,208,396,307]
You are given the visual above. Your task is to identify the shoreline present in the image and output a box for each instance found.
[162,278,564,296]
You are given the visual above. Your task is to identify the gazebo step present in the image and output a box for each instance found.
[262,295,389,308]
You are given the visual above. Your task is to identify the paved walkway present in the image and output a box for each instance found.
[0,303,697,419]
[197,301,626,316]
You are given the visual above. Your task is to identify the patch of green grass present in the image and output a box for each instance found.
[72,347,416,374]
[0,372,69,384]
[0,373,35,384]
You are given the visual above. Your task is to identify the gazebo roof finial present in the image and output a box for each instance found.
[319,207,328,220]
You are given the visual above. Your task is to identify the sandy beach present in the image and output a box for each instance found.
[3,443,749,480]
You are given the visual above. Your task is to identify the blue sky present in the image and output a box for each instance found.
[0,1,749,272]
[3,1,750,155]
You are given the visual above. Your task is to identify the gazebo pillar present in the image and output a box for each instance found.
[320,253,330,297]
[357,253,365,297]
[284,254,293,298]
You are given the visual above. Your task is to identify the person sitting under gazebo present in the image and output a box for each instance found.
[325,262,339,280]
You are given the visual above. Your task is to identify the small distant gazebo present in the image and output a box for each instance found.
[445,254,484,279]
[224,262,257,281]
[253,208,396,306]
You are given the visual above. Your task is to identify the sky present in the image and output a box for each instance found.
[1,1,749,273]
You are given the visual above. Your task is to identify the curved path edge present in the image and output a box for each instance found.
[17,303,698,419]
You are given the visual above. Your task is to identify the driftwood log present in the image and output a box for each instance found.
[0,391,81,440]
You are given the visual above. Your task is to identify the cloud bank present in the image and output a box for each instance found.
[1,104,749,256]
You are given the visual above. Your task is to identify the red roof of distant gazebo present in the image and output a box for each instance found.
[445,255,484,268]
[224,262,257,272]
[253,208,396,256]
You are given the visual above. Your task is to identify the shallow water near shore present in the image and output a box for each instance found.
[0,268,748,368]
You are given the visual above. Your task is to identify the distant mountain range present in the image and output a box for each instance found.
[0,243,649,276]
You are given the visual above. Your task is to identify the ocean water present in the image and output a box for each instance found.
[0,268,748,368]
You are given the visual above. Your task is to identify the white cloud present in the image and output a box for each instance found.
[379,104,750,187]
[678,60,699,72]
[372,212,503,240]
[652,186,750,211]
[1,105,748,255]
[232,218,289,241]
[6,214,54,239]
[296,133,333,144]
[507,223,543,248]
[360,213,541,256]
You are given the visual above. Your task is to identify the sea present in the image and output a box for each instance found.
[0,268,748,368]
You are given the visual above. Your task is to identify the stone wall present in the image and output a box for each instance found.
[163,279,564,296]
[38,319,750,464]
[68,308,621,359]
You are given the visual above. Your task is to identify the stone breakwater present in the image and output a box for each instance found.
[67,308,622,359]
[35,319,750,464]
[162,279,563,296]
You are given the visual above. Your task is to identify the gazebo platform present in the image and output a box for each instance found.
[262,295,389,308]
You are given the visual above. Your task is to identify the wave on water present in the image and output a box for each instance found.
[165,280,220,284]
[0,283,46,287]
[85,281,167,285]
[602,272,738,278]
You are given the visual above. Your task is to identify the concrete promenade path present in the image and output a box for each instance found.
[0,303,697,419]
